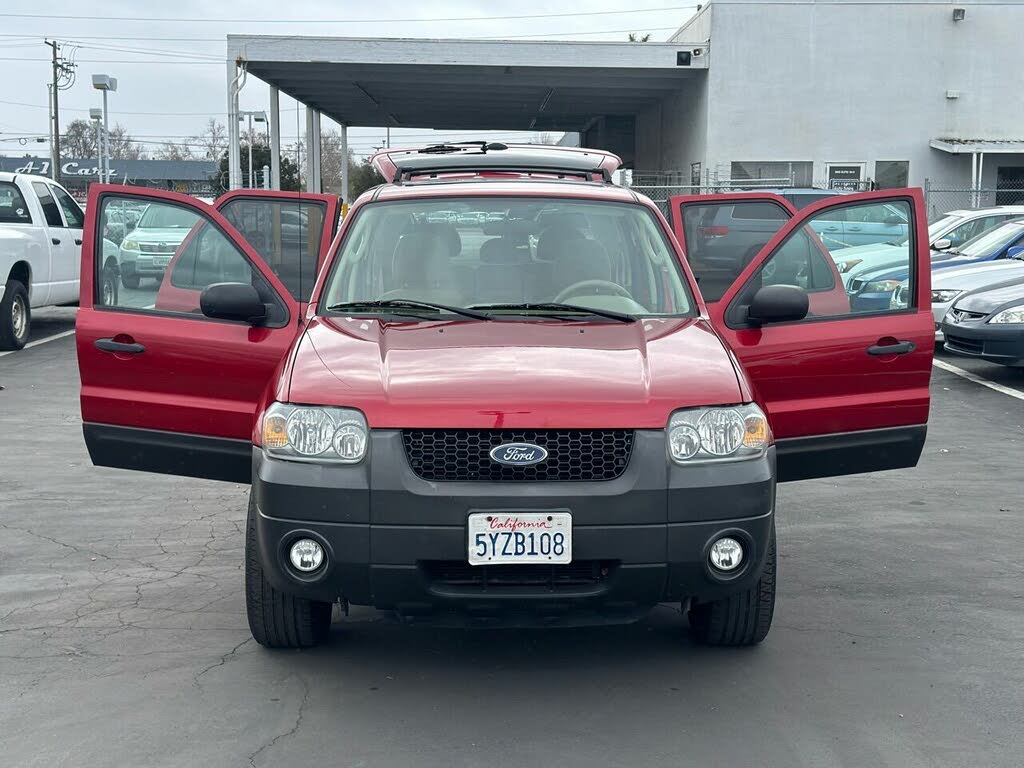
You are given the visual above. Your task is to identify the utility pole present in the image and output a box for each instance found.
[45,40,75,185]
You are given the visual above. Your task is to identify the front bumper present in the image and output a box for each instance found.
[120,253,172,277]
[941,319,1024,367]
[252,430,776,625]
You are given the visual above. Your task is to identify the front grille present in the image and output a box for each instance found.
[950,308,987,322]
[945,334,984,354]
[402,429,634,482]
[139,243,175,254]
[422,560,614,590]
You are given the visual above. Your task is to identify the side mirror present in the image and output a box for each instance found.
[933,238,953,251]
[746,285,809,325]
[200,282,267,325]
[1007,246,1024,261]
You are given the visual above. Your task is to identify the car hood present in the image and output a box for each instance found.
[126,227,190,243]
[932,259,1024,289]
[954,277,1024,314]
[287,316,744,429]
[832,242,903,259]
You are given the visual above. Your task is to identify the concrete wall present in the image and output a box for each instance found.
[665,0,1024,186]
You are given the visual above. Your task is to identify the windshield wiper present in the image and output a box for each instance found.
[469,302,636,323]
[326,299,492,320]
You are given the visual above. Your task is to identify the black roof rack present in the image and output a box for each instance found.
[371,143,622,184]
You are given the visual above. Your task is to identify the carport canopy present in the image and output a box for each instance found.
[225,35,707,191]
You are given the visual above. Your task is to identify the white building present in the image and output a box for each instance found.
[226,0,1024,205]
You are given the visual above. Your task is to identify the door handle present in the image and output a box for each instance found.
[867,340,915,356]
[51,237,61,245]
[847,226,862,231]
[823,226,839,232]
[95,338,145,354]
[75,238,83,245]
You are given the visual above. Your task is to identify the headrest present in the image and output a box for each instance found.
[392,231,448,285]
[416,222,461,258]
[552,240,612,285]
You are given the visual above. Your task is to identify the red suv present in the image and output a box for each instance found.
[76,144,934,649]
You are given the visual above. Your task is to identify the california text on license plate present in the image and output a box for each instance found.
[467,512,572,566]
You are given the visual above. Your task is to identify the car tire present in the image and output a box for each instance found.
[245,493,332,649]
[0,279,30,351]
[688,526,776,646]
[120,272,140,290]
[101,267,119,307]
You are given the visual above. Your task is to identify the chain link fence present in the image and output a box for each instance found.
[628,171,1024,221]
[922,180,1024,220]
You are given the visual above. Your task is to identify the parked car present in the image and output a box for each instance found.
[847,218,1024,312]
[732,187,843,210]
[0,172,85,349]
[117,202,196,288]
[941,275,1024,367]
[891,255,1024,340]
[76,145,934,650]
[830,206,1024,282]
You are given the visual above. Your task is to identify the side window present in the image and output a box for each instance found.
[51,187,85,228]
[679,200,790,302]
[95,195,285,323]
[946,215,1002,247]
[0,182,32,224]
[31,182,65,227]
[729,200,914,324]
[219,199,326,302]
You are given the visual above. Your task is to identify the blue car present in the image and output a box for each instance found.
[846,218,1024,311]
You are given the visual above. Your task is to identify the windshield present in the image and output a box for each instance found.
[138,204,197,229]
[955,220,1024,257]
[928,213,962,233]
[321,197,694,318]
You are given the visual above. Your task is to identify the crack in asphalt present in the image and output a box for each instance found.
[247,675,311,767]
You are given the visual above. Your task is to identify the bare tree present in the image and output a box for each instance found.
[191,118,228,161]
[62,119,98,158]
[107,124,145,160]
[155,141,194,161]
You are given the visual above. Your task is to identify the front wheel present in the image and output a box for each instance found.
[0,279,30,351]
[245,493,333,648]
[120,270,140,290]
[688,526,776,646]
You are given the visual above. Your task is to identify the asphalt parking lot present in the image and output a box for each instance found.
[2,308,1022,768]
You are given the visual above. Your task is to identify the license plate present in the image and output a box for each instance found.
[467,512,572,566]
[153,256,170,267]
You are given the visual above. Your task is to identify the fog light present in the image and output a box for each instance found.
[709,537,744,572]
[289,539,324,573]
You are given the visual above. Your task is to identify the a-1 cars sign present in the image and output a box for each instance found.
[6,159,118,178]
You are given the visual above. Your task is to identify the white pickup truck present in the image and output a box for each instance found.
[0,172,90,350]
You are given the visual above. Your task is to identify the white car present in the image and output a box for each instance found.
[0,172,85,350]
[832,206,1024,285]
[890,255,1024,341]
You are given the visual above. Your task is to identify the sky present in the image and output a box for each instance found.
[0,1,698,160]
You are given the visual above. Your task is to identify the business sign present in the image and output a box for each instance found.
[1,158,117,178]
[827,164,864,191]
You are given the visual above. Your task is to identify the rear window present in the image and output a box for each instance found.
[0,182,31,224]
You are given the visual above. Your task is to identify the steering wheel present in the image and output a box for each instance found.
[553,280,633,304]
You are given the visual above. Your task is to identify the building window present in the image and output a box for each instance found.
[730,161,813,187]
[875,161,909,189]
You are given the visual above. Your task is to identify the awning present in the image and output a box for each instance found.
[930,138,1024,154]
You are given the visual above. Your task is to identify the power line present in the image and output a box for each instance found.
[0,6,695,23]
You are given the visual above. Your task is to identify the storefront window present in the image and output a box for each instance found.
[730,161,813,186]
[875,161,909,189]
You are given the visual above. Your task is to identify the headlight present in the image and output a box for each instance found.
[261,402,367,463]
[121,239,139,251]
[835,258,862,273]
[988,306,1024,324]
[863,279,902,294]
[931,289,961,304]
[668,404,771,464]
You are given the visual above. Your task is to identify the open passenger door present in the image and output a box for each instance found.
[77,186,335,484]
[679,189,934,481]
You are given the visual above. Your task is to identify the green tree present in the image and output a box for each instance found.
[212,137,300,194]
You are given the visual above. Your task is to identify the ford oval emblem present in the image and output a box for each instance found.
[489,442,548,466]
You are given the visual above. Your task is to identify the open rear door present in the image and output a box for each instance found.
[214,190,339,306]
[77,186,304,483]
[669,193,797,303]
[698,189,934,482]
